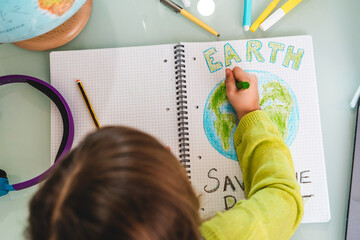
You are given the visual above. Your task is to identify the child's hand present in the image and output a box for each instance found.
[225,67,261,120]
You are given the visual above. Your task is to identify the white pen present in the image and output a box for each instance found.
[351,85,360,109]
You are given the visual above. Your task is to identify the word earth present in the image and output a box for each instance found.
[203,40,305,73]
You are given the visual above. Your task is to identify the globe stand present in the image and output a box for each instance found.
[13,0,93,51]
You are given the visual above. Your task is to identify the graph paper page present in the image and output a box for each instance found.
[182,36,330,223]
[50,44,179,163]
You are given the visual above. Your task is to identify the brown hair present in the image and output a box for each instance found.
[28,126,201,240]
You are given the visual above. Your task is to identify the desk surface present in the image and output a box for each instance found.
[0,0,359,239]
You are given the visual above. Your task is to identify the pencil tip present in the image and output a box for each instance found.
[217,34,220,37]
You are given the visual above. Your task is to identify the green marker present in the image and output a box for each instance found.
[236,81,250,90]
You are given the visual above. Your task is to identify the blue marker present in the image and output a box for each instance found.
[243,0,252,31]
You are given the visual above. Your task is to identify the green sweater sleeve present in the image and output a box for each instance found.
[200,110,304,240]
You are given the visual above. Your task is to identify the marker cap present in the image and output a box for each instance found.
[236,81,250,90]
[260,8,285,31]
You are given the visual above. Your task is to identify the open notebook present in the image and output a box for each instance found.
[50,35,330,223]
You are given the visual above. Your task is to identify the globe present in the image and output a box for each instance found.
[0,0,87,43]
[203,70,299,161]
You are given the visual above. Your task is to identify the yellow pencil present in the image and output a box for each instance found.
[250,0,281,32]
[160,0,220,37]
[180,9,220,37]
[76,80,100,129]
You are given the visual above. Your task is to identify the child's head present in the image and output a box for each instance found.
[28,126,201,240]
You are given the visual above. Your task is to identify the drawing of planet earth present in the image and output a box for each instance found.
[203,70,299,161]
[0,0,86,43]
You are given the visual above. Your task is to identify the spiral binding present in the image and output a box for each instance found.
[174,44,191,178]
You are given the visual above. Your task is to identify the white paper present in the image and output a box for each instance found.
[182,36,330,223]
[50,44,180,162]
[50,36,330,224]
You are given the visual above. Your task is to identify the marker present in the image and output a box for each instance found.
[250,0,280,32]
[260,0,303,31]
[236,81,250,90]
[351,85,360,109]
[160,0,220,37]
[180,0,191,8]
[76,80,100,129]
[243,0,252,31]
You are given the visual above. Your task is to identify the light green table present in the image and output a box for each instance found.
[0,0,359,239]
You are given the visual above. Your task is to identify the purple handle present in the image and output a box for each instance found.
[0,75,74,190]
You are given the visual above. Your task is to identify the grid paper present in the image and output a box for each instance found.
[50,37,330,224]
[182,36,330,223]
[50,44,179,164]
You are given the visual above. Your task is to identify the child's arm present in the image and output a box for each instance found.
[200,67,304,240]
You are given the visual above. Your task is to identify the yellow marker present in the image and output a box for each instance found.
[260,0,303,31]
[160,0,220,37]
[250,0,281,32]
[282,0,303,13]
[76,80,100,129]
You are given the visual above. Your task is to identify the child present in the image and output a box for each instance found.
[27,67,303,240]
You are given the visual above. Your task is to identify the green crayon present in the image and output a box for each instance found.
[236,81,250,90]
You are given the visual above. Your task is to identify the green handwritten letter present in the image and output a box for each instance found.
[269,42,285,64]
[224,43,241,67]
[283,46,305,70]
[203,47,223,73]
[247,40,265,62]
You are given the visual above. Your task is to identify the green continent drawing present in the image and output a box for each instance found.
[203,70,299,161]
[260,81,294,141]
[208,82,237,151]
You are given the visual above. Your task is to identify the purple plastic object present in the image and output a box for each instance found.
[0,75,74,190]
